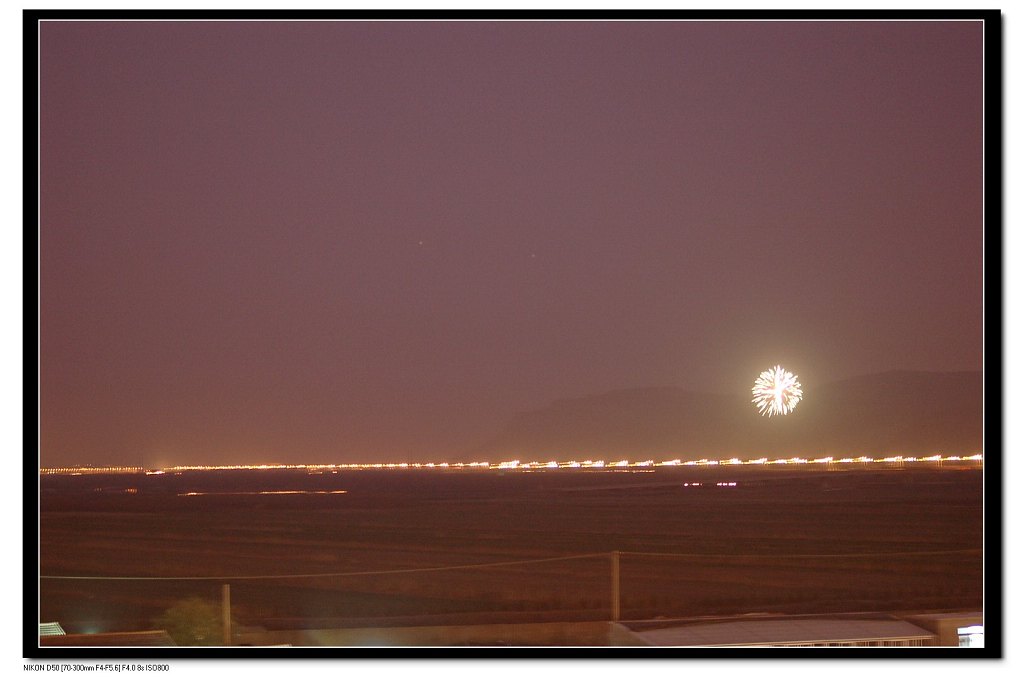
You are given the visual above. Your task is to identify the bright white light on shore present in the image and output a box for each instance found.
[752,365,803,417]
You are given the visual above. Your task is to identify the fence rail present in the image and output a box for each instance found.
[39,547,981,581]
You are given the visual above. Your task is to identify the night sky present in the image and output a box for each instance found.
[38,20,984,467]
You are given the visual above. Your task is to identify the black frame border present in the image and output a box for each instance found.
[24,7,1003,661]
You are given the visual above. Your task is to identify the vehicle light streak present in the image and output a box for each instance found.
[179,490,348,496]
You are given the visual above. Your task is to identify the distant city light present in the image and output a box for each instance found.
[40,452,982,476]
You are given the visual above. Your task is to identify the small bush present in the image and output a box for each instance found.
[154,597,223,646]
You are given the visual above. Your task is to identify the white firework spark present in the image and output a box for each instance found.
[752,365,803,417]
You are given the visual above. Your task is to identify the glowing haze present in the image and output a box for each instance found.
[38,21,983,467]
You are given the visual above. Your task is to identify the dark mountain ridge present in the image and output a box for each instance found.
[478,371,983,459]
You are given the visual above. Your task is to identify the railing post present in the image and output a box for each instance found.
[611,550,620,622]
[222,583,232,646]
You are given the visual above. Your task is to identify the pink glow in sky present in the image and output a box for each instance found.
[38,20,984,466]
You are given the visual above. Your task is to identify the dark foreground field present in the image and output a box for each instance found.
[38,465,984,635]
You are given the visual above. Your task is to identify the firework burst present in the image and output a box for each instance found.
[752,365,803,417]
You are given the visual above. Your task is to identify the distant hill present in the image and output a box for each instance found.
[477,371,983,459]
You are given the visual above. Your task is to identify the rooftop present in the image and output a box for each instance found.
[39,631,176,647]
[628,618,935,647]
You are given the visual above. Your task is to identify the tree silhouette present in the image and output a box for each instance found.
[154,597,223,646]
